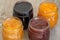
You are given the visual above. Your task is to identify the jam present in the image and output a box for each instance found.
[2,17,24,40]
[28,17,50,40]
[13,1,33,30]
[38,2,58,29]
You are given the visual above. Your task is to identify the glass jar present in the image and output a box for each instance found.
[2,17,24,40]
[38,2,58,29]
[28,17,50,40]
[13,1,33,30]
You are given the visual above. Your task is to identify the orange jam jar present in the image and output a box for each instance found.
[38,2,58,29]
[2,17,24,40]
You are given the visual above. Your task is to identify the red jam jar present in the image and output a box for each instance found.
[28,17,50,40]
[13,1,33,30]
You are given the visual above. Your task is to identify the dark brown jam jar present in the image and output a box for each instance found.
[13,1,33,30]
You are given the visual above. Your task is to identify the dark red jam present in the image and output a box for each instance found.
[28,17,50,40]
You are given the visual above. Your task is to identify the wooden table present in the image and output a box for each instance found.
[0,0,60,40]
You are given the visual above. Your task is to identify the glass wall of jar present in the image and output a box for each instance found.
[38,2,58,29]
[28,17,50,40]
[13,1,33,30]
[2,17,24,40]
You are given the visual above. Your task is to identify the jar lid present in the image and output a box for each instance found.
[14,1,33,15]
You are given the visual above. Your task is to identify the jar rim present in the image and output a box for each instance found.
[28,17,50,31]
[2,17,23,29]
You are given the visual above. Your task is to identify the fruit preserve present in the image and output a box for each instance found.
[28,17,50,40]
[38,2,58,29]
[13,1,33,30]
[2,17,24,40]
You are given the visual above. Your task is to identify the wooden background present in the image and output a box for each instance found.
[0,0,60,40]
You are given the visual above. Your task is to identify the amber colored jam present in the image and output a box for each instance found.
[28,17,50,40]
[38,2,58,29]
[2,17,24,40]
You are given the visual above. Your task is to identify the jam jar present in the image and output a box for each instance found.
[2,17,24,40]
[38,2,58,29]
[28,17,50,40]
[13,1,33,30]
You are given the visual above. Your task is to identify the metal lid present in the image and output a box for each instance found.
[14,1,33,15]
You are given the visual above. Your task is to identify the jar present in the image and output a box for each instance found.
[2,17,24,40]
[13,1,33,30]
[38,2,58,29]
[28,17,50,40]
